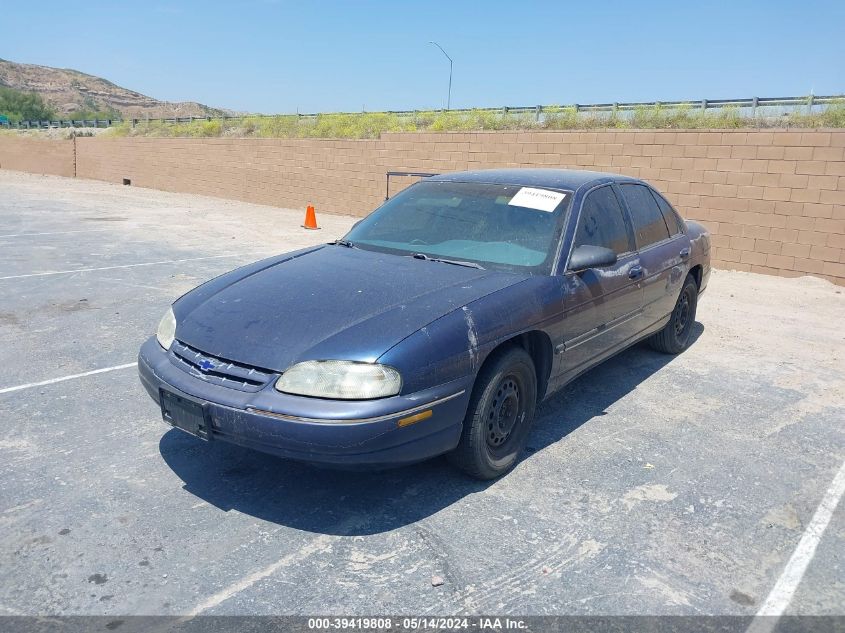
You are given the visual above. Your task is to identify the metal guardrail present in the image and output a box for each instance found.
[1,118,119,129]
[2,95,842,129]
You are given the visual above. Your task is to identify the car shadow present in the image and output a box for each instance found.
[159,323,703,536]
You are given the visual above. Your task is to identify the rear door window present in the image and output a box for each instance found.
[573,185,634,256]
[619,184,670,249]
[650,190,684,235]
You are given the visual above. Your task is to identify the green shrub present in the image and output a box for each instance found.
[0,86,56,121]
[93,100,845,140]
[786,98,845,128]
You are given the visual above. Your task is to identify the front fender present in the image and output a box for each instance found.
[378,276,563,394]
[685,220,712,292]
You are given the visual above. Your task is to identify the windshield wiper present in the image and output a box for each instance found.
[410,253,485,270]
[329,239,357,248]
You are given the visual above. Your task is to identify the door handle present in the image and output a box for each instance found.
[628,265,643,280]
[679,248,691,260]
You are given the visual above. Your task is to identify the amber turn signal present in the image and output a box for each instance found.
[397,409,433,427]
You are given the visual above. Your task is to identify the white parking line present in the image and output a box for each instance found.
[186,534,334,616]
[0,229,110,238]
[97,276,181,291]
[0,363,137,395]
[747,458,845,632]
[0,254,240,281]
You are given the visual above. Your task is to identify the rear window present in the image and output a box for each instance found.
[619,184,670,249]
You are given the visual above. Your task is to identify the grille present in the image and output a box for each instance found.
[169,340,275,392]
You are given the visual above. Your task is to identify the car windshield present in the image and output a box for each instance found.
[344,180,572,274]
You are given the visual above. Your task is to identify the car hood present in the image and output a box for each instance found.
[175,246,529,372]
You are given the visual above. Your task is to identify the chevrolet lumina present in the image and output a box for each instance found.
[138,169,710,479]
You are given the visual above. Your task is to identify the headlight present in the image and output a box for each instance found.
[275,360,402,399]
[156,307,176,350]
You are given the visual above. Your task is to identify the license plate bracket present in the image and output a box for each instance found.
[160,389,211,441]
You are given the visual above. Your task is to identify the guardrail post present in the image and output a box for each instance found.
[751,97,758,117]
[701,99,707,111]
[535,105,541,122]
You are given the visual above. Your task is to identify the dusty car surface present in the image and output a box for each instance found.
[138,169,711,479]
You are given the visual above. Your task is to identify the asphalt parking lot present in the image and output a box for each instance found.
[1,170,843,618]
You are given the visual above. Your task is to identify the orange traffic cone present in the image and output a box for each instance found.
[302,205,320,230]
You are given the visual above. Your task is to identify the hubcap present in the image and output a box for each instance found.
[487,377,520,448]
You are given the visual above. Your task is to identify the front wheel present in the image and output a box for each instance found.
[448,346,537,480]
[648,274,698,354]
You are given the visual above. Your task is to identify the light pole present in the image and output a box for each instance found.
[429,41,452,110]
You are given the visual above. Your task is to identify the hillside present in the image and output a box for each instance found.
[0,58,225,119]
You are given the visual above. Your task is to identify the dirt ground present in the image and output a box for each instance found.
[0,170,843,619]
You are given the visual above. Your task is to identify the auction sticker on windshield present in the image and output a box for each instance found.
[507,187,568,212]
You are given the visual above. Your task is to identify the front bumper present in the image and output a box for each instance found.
[138,337,472,468]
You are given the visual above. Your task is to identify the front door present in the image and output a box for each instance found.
[555,184,644,383]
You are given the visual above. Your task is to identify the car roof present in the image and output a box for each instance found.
[427,168,640,190]
[426,167,642,190]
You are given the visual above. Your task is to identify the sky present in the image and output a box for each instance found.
[1,0,843,114]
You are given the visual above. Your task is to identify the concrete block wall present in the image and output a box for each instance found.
[0,136,75,178]
[1,130,843,284]
[74,137,387,214]
[377,130,845,284]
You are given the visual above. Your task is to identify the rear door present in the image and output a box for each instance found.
[617,183,690,329]
[556,184,643,379]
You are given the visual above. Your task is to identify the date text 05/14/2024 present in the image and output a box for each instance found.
[307,617,528,631]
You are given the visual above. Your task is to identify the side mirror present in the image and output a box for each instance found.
[568,245,618,272]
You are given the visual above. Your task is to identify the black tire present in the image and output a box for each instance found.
[648,274,698,354]
[448,346,537,480]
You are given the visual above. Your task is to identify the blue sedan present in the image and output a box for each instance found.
[138,169,710,479]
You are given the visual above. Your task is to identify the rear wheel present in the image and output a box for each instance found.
[448,346,537,480]
[648,274,698,354]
